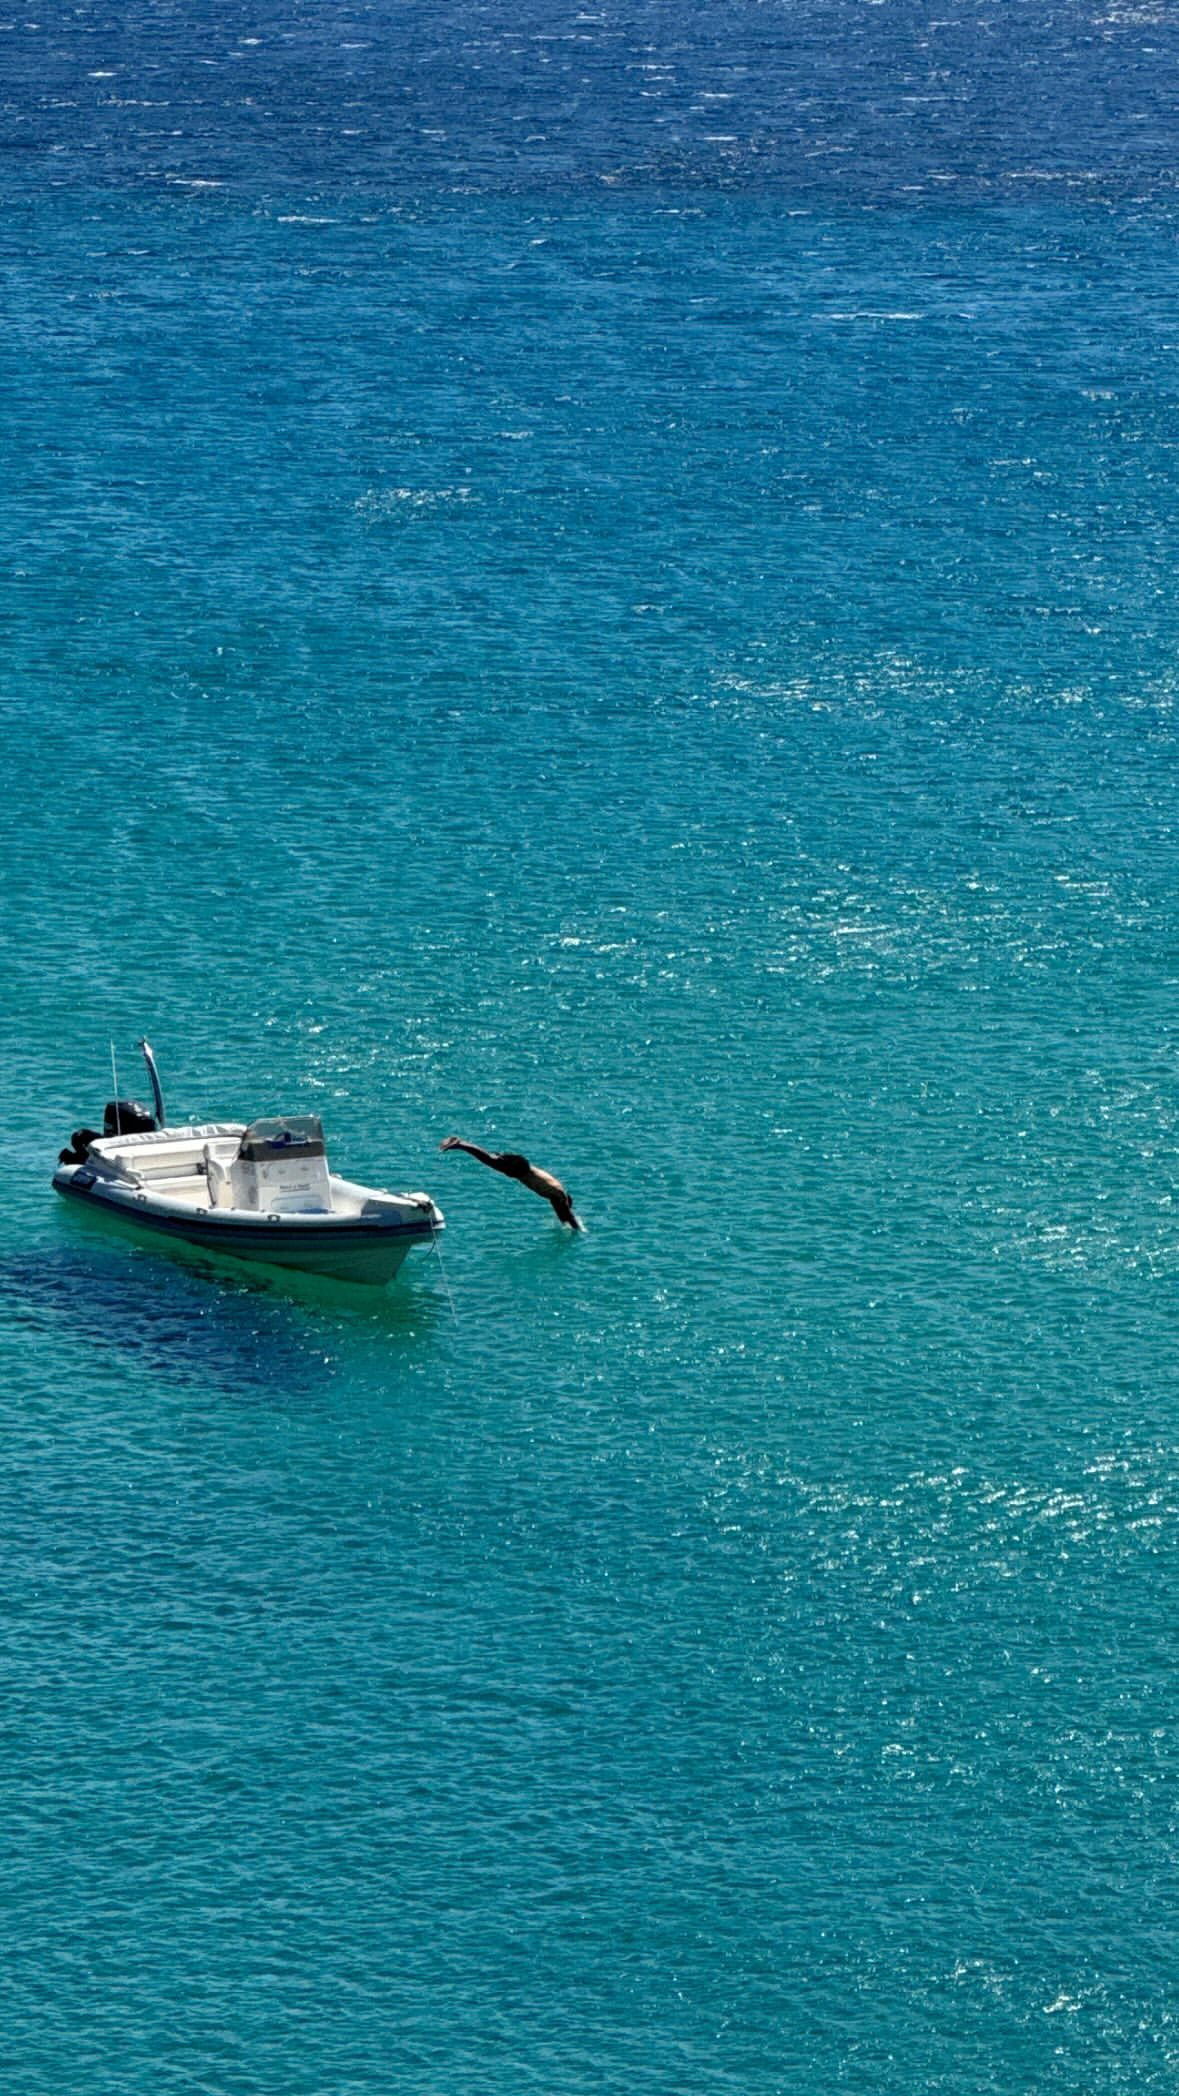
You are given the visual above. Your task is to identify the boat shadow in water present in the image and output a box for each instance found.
[45,1198,446,1361]
[1,1237,324,1400]
[167,1241,451,1335]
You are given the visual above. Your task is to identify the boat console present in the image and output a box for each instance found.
[207,1117,333,1214]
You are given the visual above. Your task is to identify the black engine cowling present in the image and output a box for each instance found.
[103,1099,157,1137]
[59,1127,101,1164]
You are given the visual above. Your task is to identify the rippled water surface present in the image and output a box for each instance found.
[1,3,1177,2090]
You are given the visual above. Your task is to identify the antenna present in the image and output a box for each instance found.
[109,1041,122,1134]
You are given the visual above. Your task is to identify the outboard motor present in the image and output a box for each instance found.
[59,1099,158,1164]
[103,1099,158,1137]
[59,1127,101,1165]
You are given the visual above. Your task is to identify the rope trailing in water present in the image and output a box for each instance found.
[430,1224,458,1321]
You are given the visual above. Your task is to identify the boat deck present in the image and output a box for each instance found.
[87,1126,415,1223]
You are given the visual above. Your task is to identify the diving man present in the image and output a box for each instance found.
[439,1137,584,1231]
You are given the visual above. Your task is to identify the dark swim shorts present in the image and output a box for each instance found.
[496,1152,531,1180]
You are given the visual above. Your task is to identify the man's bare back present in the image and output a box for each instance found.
[439,1137,584,1230]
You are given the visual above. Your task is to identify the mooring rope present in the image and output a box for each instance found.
[430,1225,458,1321]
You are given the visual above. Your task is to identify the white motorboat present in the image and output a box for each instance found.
[53,1042,443,1286]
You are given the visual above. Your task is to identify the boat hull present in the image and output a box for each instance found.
[54,1170,436,1285]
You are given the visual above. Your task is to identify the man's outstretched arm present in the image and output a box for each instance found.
[440,1136,501,1170]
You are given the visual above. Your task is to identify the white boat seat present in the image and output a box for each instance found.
[204,1146,232,1209]
[111,1141,219,1181]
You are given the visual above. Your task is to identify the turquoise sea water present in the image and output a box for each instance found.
[2,6,1178,2090]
